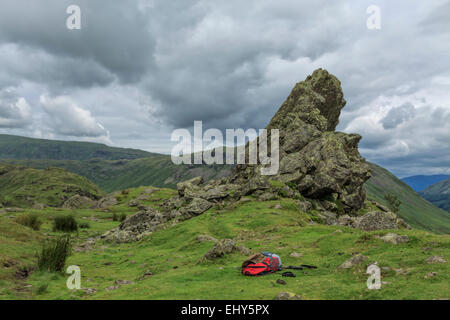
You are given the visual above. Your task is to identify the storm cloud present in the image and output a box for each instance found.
[0,0,449,177]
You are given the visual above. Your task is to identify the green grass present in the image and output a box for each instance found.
[0,189,448,300]
[364,163,450,234]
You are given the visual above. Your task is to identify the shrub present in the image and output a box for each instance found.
[37,235,72,272]
[53,215,78,232]
[335,199,345,215]
[35,284,48,295]
[79,222,90,229]
[15,213,42,231]
[384,193,401,213]
[113,213,127,222]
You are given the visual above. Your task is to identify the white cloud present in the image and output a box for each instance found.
[39,94,110,142]
[0,88,31,128]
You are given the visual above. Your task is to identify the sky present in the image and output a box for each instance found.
[0,0,449,177]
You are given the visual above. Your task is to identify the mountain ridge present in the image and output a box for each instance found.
[420,178,450,212]
[401,174,450,191]
[0,134,156,160]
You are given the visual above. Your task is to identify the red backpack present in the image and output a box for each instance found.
[242,252,282,276]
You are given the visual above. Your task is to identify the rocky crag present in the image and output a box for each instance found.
[102,69,409,243]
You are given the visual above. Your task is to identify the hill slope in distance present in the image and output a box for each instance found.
[0,134,155,160]
[420,178,450,212]
[0,163,104,208]
[402,174,450,192]
[365,163,450,234]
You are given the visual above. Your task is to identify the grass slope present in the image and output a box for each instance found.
[364,163,450,234]
[0,134,155,160]
[4,158,232,192]
[0,164,104,208]
[420,178,450,212]
[0,188,448,300]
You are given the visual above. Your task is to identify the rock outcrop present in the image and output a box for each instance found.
[62,195,96,209]
[101,207,169,243]
[163,69,371,220]
[229,69,371,212]
[102,69,407,242]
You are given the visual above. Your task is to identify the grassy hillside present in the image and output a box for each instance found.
[364,163,450,234]
[0,188,448,300]
[5,158,449,234]
[4,157,232,192]
[0,164,104,208]
[0,134,155,160]
[420,178,450,212]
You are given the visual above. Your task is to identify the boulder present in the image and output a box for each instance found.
[196,235,218,243]
[380,233,409,244]
[353,211,407,231]
[338,254,368,269]
[101,208,167,243]
[201,239,249,261]
[62,195,96,209]
[180,198,213,218]
[274,292,302,300]
[95,193,119,209]
[426,256,446,264]
[177,176,203,196]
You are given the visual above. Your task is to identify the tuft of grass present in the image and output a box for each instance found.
[37,235,72,272]
[112,213,127,222]
[35,284,48,295]
[53,215,78,232]
[15,213,42,231]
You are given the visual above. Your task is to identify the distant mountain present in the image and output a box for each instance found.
[420,178,450,212]
[365,163,450,234]
[0,134,156,160]
[0,163,104,208]
[401,174,450,191]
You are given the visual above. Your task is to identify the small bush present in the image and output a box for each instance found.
[37,235,72,272]
[112,213,127,222]
[79,222,90,229]
[35,284,48,295]
[335,199,345,215]
[53,215,78,232]
[384,193,401,213]
[15,213,42,231]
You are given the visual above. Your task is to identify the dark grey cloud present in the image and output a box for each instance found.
[0,0,448,177]
[0,0,155,87]
[381,102,416,129]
